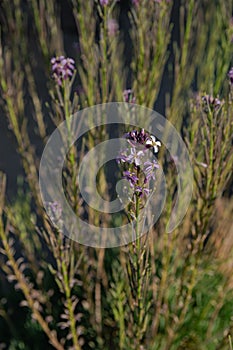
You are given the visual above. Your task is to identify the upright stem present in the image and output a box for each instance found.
[61,261,81,350]
[206,111,214,198]
[63,81,73,159]
[135,194,142,347]
[63,81,79,210]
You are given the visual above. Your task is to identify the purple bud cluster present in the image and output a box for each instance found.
[124,129,148,145]
[51,56,75,86]
[201,95,222,113]
[100,0,109,5]
[124,129,161,153]
[123,89,136,104]
[117,129,161,198]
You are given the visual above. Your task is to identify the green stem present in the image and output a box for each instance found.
[207,111,214,198]
[63,81,79,210]
[63,81,73,155]
[61,261,81,350]
[135,194,142,347]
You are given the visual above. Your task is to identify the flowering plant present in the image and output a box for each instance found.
[117,129,160,207]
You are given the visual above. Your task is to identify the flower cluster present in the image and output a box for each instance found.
[47,201,63,227]
[228,67,233,85]
[100,0,109,5]
[201,94,222,113]
[124,129,161,152]
[51,56,75,86]
[117,129,160,198]
[123,89,136,104]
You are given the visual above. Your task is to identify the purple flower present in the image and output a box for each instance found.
[117,145,146,166]
[100,0,109,5]
[228,67,233,85]
[123,89,136,103]
[127,148,144,166]
[123,171,138,188]
[143,160,159,183]
[51,56,75,86]
[107,19,118,37]
[116,151,129,164]
[135,186,150,198]
[132,0,139,5]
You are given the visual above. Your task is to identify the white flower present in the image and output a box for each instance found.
[146,135,161,153]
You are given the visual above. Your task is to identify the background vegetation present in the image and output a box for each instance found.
[0,0,233,349]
